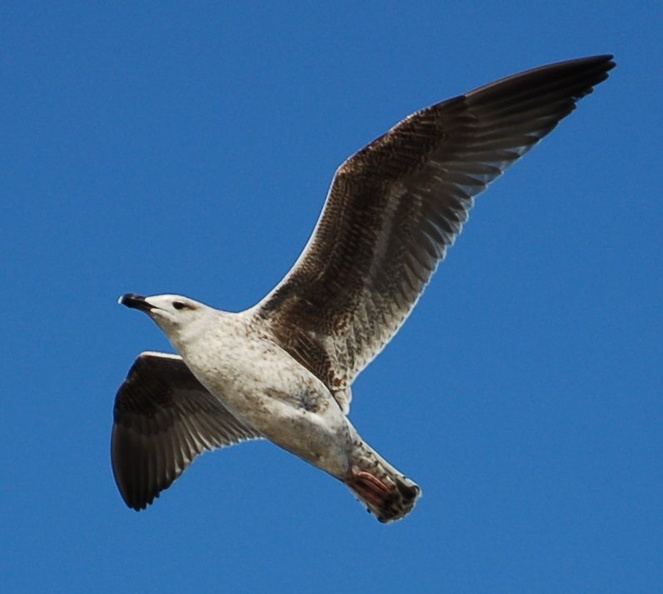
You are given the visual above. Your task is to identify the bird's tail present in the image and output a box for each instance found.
[342,442,421,523]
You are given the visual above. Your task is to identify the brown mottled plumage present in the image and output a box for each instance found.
[113,55,614,522]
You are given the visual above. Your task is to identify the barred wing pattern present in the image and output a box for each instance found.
[112,352,261,509]
[254,56,614,407]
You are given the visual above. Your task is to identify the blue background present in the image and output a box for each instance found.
[2,2,661,592]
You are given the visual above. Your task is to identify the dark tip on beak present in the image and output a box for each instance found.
[119,293,152,312]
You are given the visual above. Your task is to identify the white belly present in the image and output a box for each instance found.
[181,330,353,477]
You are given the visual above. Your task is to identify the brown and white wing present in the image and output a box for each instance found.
[112,351,261,510]
[252,55,615,399]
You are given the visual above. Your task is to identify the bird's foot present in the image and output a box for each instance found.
[345,466,393,507]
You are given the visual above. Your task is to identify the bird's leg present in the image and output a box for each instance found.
[345,465,393,507]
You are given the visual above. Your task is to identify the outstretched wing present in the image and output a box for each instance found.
[112,352,261,510]
[252,55,614,402]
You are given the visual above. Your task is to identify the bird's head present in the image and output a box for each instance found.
[119,293,212,348]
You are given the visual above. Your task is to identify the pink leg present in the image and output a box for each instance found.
[345,466,394,507]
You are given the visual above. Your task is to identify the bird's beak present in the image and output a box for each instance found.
[119,293,153,312]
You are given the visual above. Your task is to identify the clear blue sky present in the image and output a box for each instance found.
[2,2,661,593]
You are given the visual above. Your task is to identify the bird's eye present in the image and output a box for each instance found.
[172,301,187,310]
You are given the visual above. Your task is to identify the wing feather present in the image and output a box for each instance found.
[252,55,615,408]
[112,352,262,510]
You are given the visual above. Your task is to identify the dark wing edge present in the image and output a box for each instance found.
[251,55,615,397]
[111,352,262,510]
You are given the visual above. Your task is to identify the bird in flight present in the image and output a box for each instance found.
[113,55,614,523]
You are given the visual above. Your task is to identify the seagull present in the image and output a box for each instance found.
[113,55,614,523]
